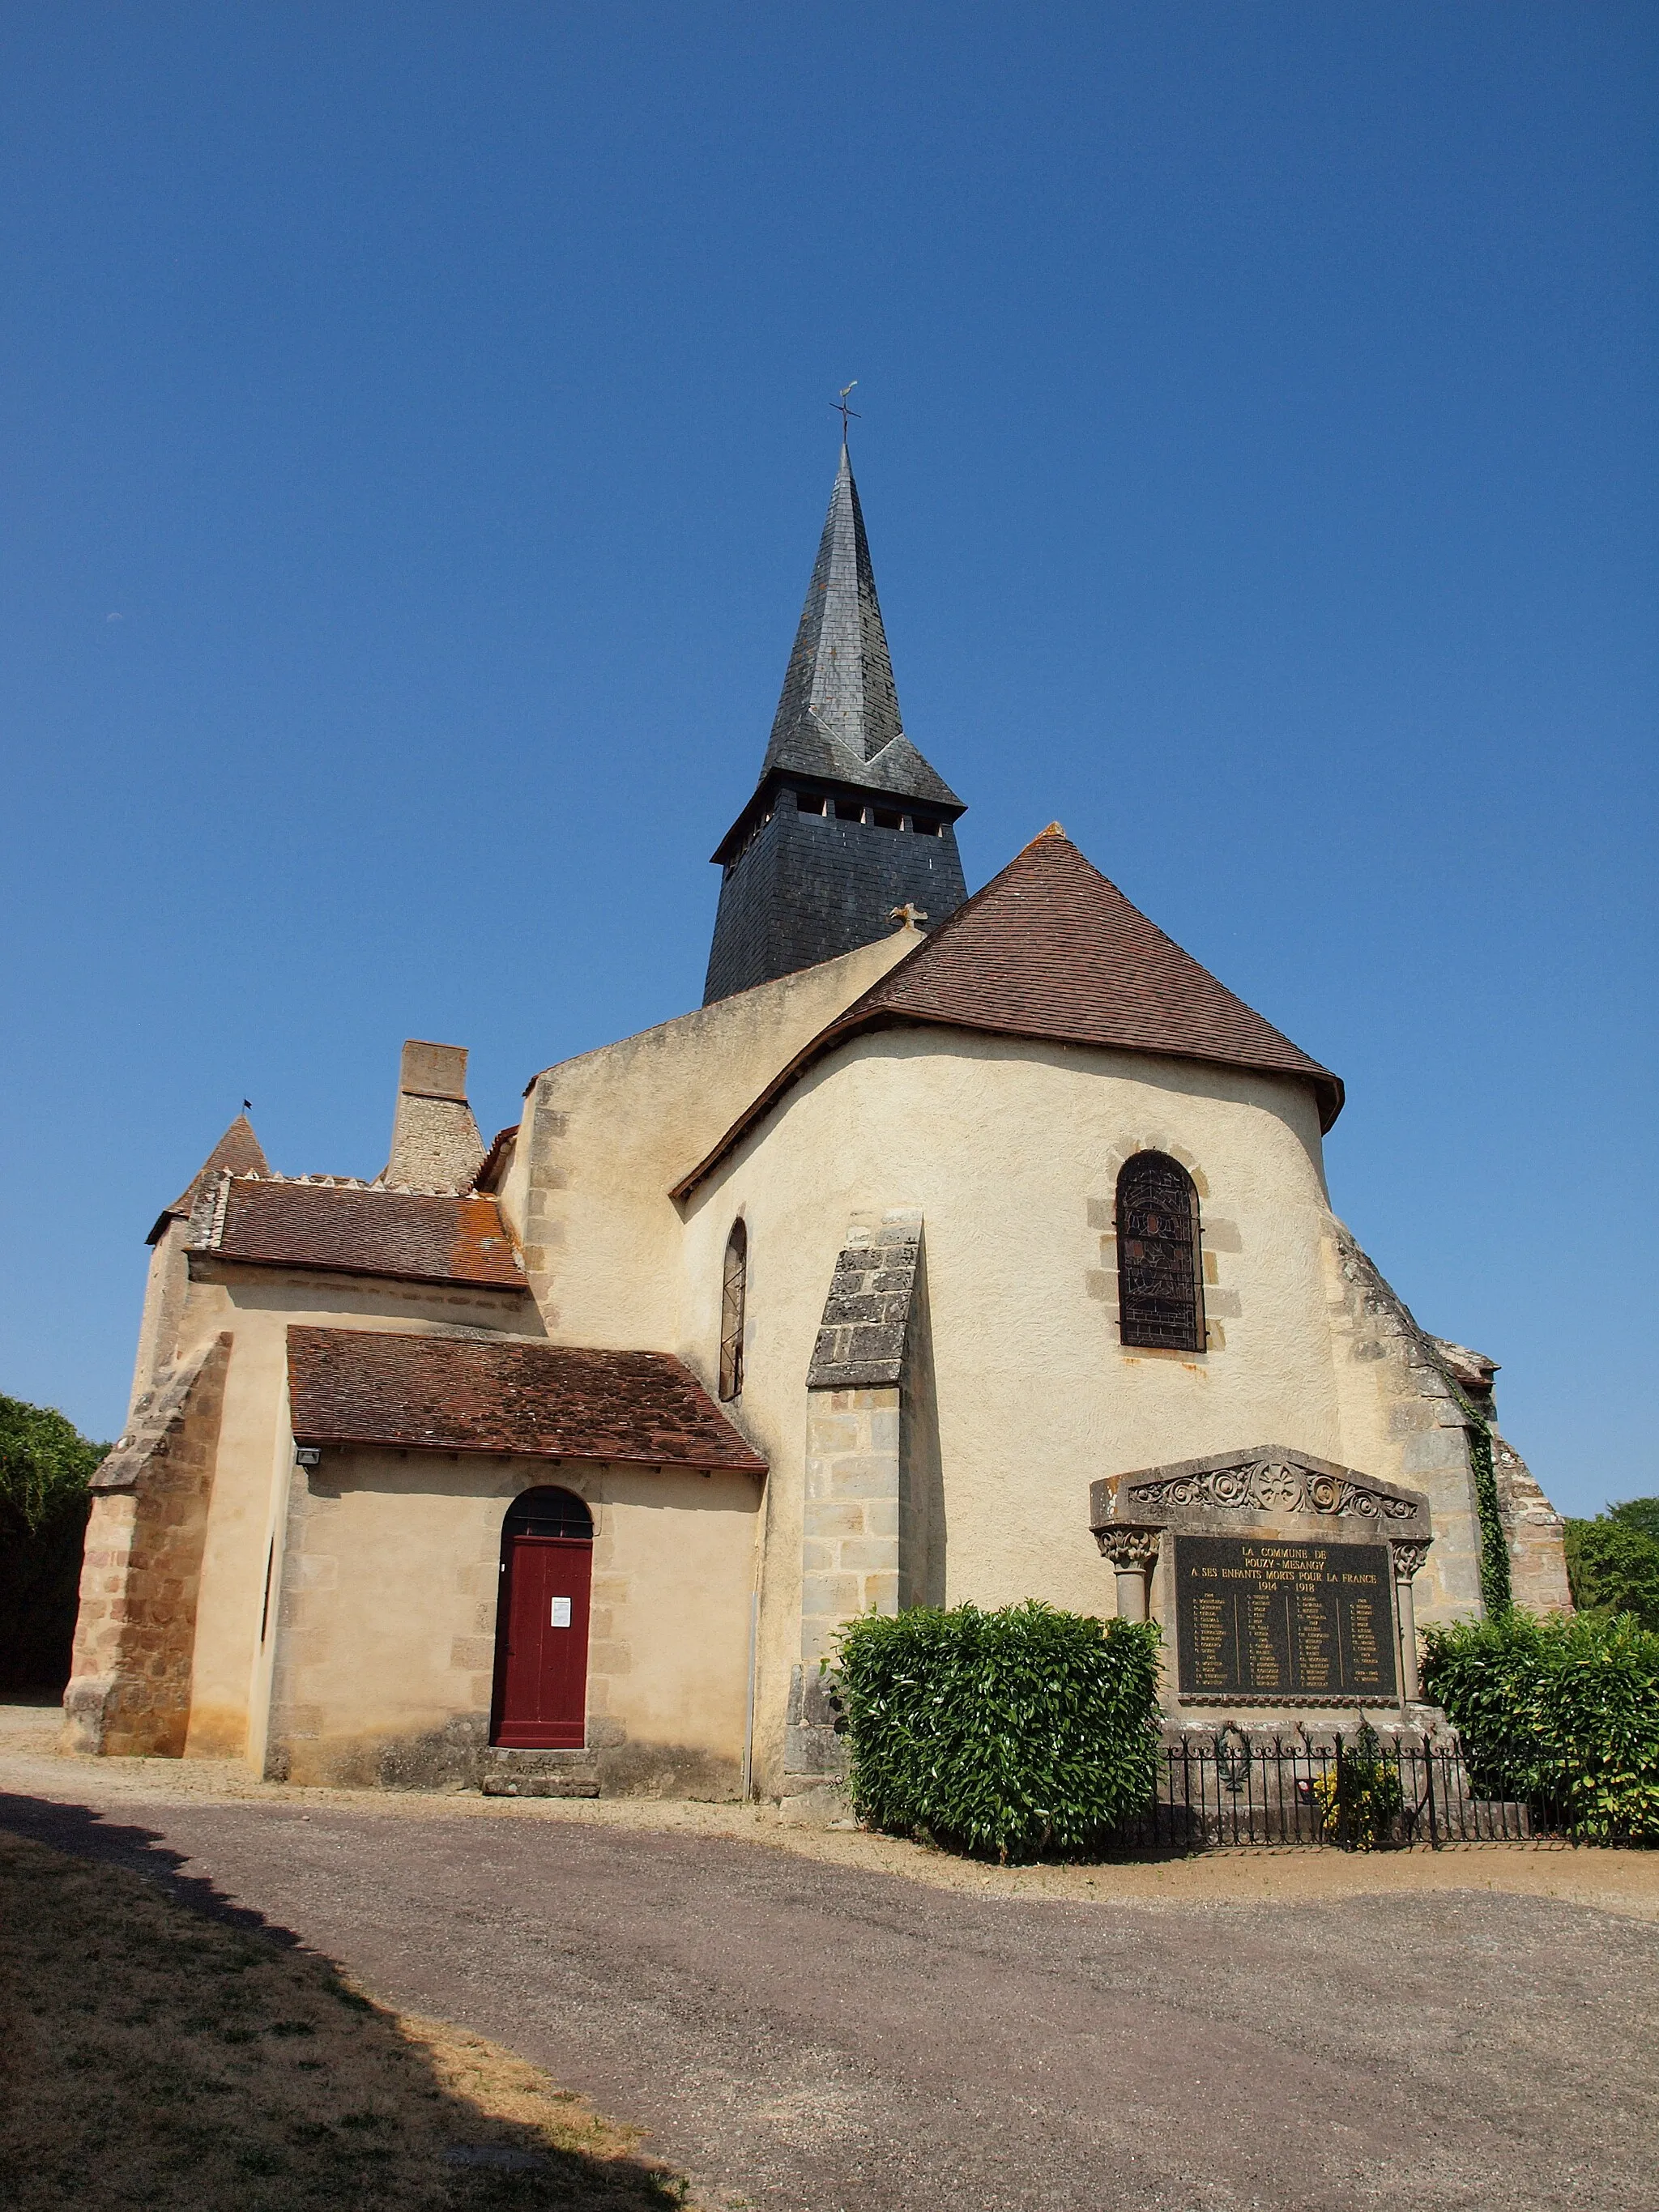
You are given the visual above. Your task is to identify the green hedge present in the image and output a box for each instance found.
[0,1396,104,1691]
[1421,1607,1659,1843]
[834,1601,1162,1862]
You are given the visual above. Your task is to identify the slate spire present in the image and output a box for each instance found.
[703,443,968,1004]
[769,441,903,767]
[753,445,960,807]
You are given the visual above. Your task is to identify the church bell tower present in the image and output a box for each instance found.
[702,443,967,1004]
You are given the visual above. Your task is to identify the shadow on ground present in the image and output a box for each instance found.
[0,1792,685,2211]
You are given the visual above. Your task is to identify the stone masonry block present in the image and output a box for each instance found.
[800,1617,842,1664]
[801,1541,835,1572]
[861,1571,901,1612]
[864,1498,901,1539]
[827,1460,902,1500]
[450,1635,495,1672]
[801,1573,861,1616]
[804,1500,866,1540]
[807,1416,864,1455]
[838,1538,898,1573]
[1403,1432,1469,1474]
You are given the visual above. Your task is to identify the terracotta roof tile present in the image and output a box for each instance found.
[286,1326,766,1472]
[209,1180,525,1289]
[673,828,1342,1198]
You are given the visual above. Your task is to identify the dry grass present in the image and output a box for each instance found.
[0,1831,692,2210]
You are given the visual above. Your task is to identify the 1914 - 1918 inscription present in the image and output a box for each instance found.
[1174,1535,1397,1701]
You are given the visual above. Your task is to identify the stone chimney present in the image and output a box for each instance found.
[384,1040,485,1192]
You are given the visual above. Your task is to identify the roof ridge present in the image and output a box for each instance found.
[224,1169,481,1200]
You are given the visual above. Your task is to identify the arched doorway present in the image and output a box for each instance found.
[490,1487,594,1749]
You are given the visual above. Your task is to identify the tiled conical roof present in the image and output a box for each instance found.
[149,1114,270,1241]
[672,828,1341,1197]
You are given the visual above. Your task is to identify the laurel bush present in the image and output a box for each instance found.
[1421,1607,1659,1843]
[834,1601,1162,1862]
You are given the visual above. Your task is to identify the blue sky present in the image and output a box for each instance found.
[1,4,1653,1514]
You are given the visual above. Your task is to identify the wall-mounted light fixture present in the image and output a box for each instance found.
[294,1446,322,1468]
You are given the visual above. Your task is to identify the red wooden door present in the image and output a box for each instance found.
[493,1534,592,1748]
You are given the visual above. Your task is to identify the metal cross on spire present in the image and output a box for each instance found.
[834,381,860,440]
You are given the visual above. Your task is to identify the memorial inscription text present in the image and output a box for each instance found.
[1174,1535,1397,1701]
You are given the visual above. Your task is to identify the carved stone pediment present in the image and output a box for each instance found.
[1089,1447,1431,1546]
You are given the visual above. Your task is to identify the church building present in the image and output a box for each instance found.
[65,442,1572,1807]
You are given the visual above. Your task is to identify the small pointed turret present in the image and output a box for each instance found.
[704,444,967,1003]
[149,1113,270,1242]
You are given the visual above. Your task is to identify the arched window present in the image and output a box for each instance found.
[502,1486,593,1542]
[1115,1152,1205,1352]
[719,1218,748,1400]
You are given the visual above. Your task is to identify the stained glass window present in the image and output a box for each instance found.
[1116,1152,1205,1352]
[719,1218,748,1400]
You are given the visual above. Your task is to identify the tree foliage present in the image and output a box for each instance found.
[1564,1498,1659,1632]
[0,1396,108,1690]
[834,1600,1162,1862]
[1421,1606,1659,1843]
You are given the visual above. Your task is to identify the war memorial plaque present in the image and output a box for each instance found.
[1174,1534,1397,1702]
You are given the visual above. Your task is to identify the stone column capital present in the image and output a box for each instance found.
[1095,1525,1162,1570]
[1391,1538,1432,1581]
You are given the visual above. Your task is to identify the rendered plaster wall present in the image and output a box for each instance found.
[151,1260,538,1767]
[676,1028,1469,1795]
[264,1451,761,1794]
[497,924,919,1346]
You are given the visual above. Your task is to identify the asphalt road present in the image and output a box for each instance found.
[3,1785,1654,2212]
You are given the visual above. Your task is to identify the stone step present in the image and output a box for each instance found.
[480,1748,600,1798]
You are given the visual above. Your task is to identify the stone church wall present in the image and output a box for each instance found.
[1321,1226,1490,1622]
[501,924,916,1349]
[263,1450,760,1794]
[62,1334,232,1758]
[677,1028,1354,1796]
[156,1262,537,1767]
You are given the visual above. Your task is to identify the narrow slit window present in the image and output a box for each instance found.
[1115,1152,1205,1352]
[719,1218,748,1400]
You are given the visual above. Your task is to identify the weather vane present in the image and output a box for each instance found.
[834,381,860,439]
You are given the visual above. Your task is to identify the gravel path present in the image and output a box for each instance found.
[2,1763,1655,2212]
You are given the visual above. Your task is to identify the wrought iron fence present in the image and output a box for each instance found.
[1111,1735,1642,1851]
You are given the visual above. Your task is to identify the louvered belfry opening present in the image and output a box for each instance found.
[719,1218,748,1400]
[1115,1151,1205,1353]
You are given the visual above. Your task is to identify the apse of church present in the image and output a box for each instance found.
[64,437,1572,1806]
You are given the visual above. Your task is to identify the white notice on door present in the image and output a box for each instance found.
[550,1596,573,1628]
